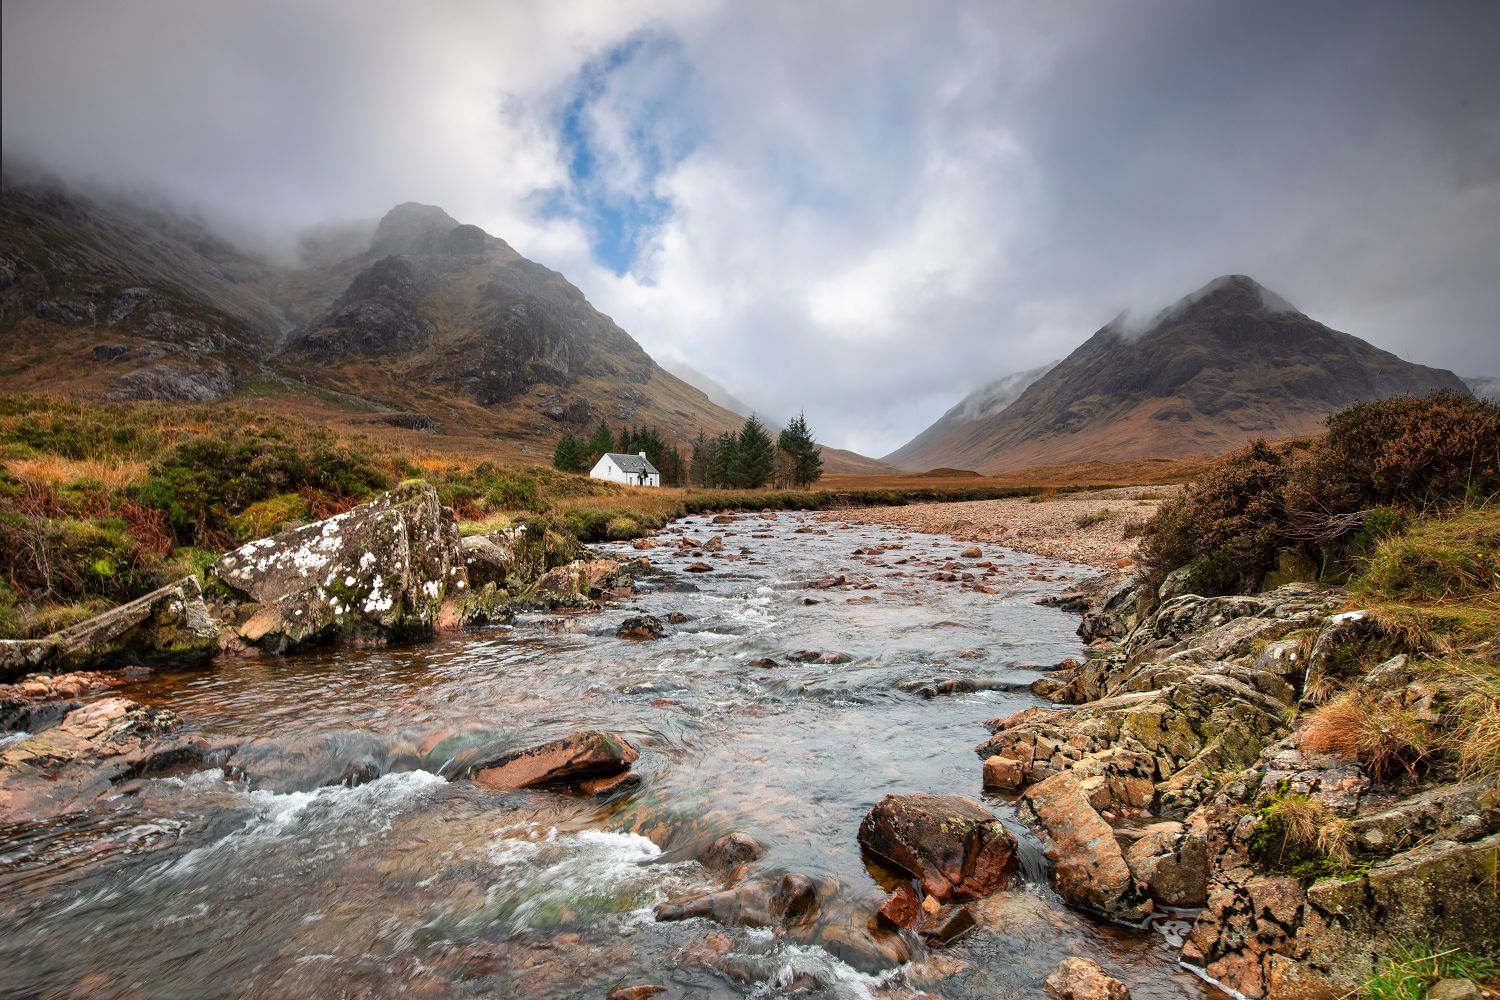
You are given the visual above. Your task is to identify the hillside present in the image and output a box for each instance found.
[0,176,881,473]
[887,275,1469,473]
[883,361,1055,470]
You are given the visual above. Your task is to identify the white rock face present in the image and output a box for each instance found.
[210,482,464,651]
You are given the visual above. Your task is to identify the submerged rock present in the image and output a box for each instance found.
[1044,957,1131,1000]
[0,576,220,681]
[616,615,666,640]
[857,793,1017,903]
[459,730,639,791]
[210,482,464,652]
[655,872,818,929]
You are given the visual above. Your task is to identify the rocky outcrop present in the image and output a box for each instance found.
[456,730,639,791]
[0,576,220,681]
[857,793,1017,902]
[209,482,465,652]
[530,558,629,607]
[460,529,523,588]
[0,695,217,821]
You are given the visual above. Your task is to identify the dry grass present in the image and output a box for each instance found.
[4,456,149,489]
[1316,816,1355,865]
[1297,691,1435,778]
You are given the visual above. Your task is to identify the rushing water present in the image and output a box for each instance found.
[0,513,1222,1000]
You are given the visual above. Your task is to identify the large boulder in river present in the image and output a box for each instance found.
[1019,771,1152,921]
[857,793,1017,902]
[209,482,464,652]
[0,576,220,681]
[459,730,639,791]
[460,529,523,588]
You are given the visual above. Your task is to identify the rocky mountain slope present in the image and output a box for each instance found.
[887,276,1470,473]
[0,175,882,473]
[883,361,1056,472]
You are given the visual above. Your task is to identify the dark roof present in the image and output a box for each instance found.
[603,452,660,475]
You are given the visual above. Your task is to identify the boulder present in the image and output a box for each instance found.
[617,615,666,641]
[873,884,921,931]
[0,576,220,681]
[656,872,818,929]
[683,562,714,573]
[1044,957,1131,1000]
[462,731,639,791]
[461,530,522,588]
[917,902,976,946]
[606,987,665,1000]
[210,482,464,652]
[700,832,763,870]
[1018,772,1151,921]
[532,558,625,603]
[857,793,1017,903]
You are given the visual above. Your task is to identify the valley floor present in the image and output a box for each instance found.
[830,486,1175,569]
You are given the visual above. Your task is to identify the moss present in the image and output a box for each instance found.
[1247,792,1379,885]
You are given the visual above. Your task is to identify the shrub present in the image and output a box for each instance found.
[1140,439,1304,594]
[1296,691,1436,779]
[1353,508,1500,603]
[229,493,310,542]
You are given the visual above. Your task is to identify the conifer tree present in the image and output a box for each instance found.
[778,411,823,487]
[585,422,614,464]
[731,415,775,488]
[552,433,584,472]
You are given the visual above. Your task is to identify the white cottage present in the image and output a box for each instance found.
[590,451,661,487]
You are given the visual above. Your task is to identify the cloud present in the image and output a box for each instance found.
[4,0,1498,455]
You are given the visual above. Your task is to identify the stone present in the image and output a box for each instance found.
[1019,772,1151,920]
[917,903,976,946]
[461,731,639,791]
[606,987,665,1000]
[1043,957,1130,1000]
[655,872,818,929]
[857,793,1017,903]
[704,536,724,551]
[683,562,714,573]
[211,482,463,652]
[748,657,779,669]
[0,576,220,681]
[873,884,921,931]
[617,615,666,640]
[700,832,763,870]
[1428,980,1484,1000]
[960,546,983,559]
[983,754,1026,792]
[460,530,522,588]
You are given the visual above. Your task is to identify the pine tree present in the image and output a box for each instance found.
[552,433,583,473]
[708,432,737,487]
[731,415,775,488]
[586,423,614,465]
[778,411,823,487]
[690,431,710,487]
[617,426,633,453]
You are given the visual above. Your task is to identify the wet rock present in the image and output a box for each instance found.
[1120,820,1207,909]
[917,903,976,946]
[664,612,692,624]
[858,793,1017,903]
[1018,772,1151,921]
[655,872,818,929]
[805,575,847,590]
[462,730,639,791]
[0,696,210,821]
[982,754,1026,792]
[748,657,780,669]
[873,884,921,931]
[960,545,983,558]
[1078,572,1156,643]
[701,832,764,870]
[1044,957,1130,1000]
[711,514,735,524]
[210,482,464,652]
[704,536,724,551]
[576,771,641,797]
[0,577,220,681]
[606,986,665,1000]
[900,677,1030,699]
[617,615,666,640]
[683,562,714,573]
[534,559,626,604]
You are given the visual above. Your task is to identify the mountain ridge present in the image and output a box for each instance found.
[887,274,1470,473]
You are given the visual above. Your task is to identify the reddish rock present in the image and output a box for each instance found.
[684,562,714,573]
[873,884,921,931]
[606,987,665,1000]
[961,546,983,559]
[1044,957,1130,1000]
[616,615,666,640]
[983,754,1026,792]
[857,793,1018,903]
[700,832,763,870]
[917,902,976,946]
[656,872,817,929]
[1019,772,1151,921]
[468,731,638,791]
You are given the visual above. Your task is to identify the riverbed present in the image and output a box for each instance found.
[0,512,1224,999]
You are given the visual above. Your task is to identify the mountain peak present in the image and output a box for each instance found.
[371,202,462,255]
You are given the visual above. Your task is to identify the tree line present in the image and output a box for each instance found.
[552,412,823,490]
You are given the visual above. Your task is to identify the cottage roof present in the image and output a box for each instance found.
[604,452,659,475]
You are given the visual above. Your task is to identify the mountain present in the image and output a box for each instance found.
[664,361,755,417]
[1464,376,1500,402]
[883,361,1056,471]
[886,275,1471,473]
[0,176,885,472]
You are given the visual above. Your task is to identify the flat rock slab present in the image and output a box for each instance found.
[858,793,1017,903]
[465,731,639,790]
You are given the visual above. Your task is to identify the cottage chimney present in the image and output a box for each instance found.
[638,451,647,459]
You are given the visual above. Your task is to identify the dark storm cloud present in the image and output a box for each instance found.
[3,0,1497,454]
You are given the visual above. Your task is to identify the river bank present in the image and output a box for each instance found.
[828,486,1175,569]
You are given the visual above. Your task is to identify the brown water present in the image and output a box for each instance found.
[0,513,1223,1000]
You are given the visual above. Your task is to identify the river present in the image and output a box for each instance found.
[0,512,1223,999]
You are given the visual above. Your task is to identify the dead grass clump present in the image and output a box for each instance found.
[1297,691,1436,778]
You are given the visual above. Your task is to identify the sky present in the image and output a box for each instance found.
[3,0,1498,456]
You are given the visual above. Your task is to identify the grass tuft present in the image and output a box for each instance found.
[1297,692,1436,779]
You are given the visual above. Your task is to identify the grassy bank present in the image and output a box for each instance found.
[0,395,1069,638]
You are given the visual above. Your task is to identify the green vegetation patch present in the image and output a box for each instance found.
[1359,941,1500,999]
